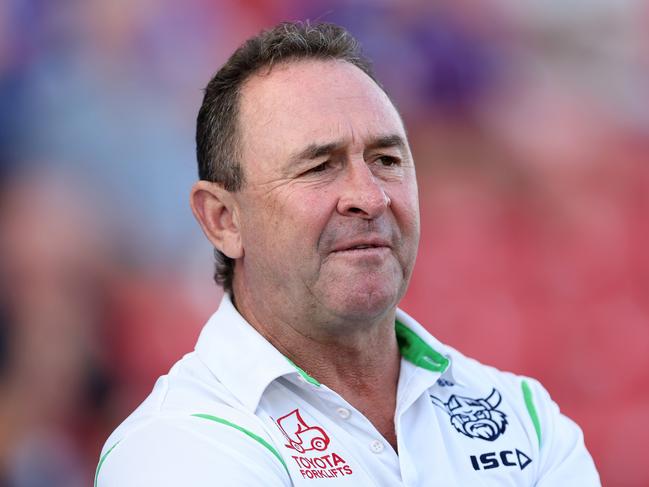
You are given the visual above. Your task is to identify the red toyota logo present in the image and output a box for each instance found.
[275,409,330,453]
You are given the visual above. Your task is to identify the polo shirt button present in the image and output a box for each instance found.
[369,440,384,453]
[336,407,351,420]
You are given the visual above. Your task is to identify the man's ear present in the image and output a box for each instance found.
[190,181,243,259]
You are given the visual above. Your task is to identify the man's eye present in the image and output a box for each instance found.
[376,155,399,166]
[308,162,329,173]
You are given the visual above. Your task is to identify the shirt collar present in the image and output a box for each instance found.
[194,294,298,413]
[395,307,463,387]
[195,296,462,413]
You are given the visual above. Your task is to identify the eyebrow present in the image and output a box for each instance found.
[287,134,407,167]
[290,141,341,164]
[364,134,407,153]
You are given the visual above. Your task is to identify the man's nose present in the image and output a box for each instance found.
[336,160,390,219]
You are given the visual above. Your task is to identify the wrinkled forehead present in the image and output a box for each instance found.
[236,59,408,176]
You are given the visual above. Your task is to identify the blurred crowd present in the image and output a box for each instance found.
[1,0,648,485]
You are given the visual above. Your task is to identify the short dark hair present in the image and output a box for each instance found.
[195,21,380,294]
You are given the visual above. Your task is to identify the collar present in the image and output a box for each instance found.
[194,294,297,413]
[395,308,463,387]
[195,295,461,413]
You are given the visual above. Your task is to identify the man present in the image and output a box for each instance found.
[96,22,600,486]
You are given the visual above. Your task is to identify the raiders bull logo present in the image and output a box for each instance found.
[431,388,508,441]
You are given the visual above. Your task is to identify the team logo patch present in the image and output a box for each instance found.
[431,388,508,441]
[275,409,330,453]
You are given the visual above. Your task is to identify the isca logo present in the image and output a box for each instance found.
[431,388,508,441]
[470,449,532,471]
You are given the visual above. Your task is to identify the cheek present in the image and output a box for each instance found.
[247,190,332,256]
[289,185,337,222]
[391,185,420,234]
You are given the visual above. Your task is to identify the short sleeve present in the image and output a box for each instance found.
[523,378,601,487]
[95,414,291,487]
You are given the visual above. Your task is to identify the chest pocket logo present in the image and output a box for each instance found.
[275,409,330,453]
[431,388,508,441]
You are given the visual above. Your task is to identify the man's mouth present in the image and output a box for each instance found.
[331,238,392,253]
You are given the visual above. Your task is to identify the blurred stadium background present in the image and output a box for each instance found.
[1,0,648,485]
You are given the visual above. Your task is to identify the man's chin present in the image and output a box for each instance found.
[312,263,407,323]
[324,285,401,323]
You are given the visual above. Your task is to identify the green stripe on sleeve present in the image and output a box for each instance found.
[94,440,120,487]
[521,379,542,447]
[191,413,289,476]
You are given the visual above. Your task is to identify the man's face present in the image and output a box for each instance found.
[233,59,420,326]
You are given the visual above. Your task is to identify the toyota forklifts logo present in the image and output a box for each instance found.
[275,409,330,453]
[274,409,354,480]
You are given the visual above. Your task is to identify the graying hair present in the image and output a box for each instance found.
[195,21,380,294]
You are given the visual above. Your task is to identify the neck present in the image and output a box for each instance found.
[231,287,402,450]
[231,284,401,383]
[278,317,401,391]
[287,327,401,452]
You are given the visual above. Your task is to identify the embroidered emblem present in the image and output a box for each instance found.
[431,388,508,441]
[275,409,330,453]
[273,409,355,480]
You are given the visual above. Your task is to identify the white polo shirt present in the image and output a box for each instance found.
[96,295,600,486]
